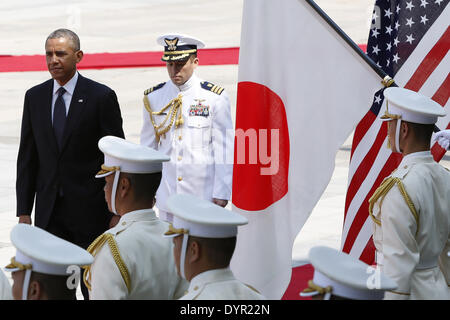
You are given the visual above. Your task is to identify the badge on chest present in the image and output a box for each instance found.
[189,99,210,117]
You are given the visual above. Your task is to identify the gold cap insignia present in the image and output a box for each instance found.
[164,38,179,51]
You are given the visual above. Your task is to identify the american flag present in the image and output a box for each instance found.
[341,0,450,264]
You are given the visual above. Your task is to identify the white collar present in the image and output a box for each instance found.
[403,150,431,159]
[173,73,197,92]
[399,150,433,167]
[189,267,234,288]
[119,208,157,223]
[53,71,79,96]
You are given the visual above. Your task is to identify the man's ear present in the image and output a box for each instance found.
[401,121,410,138]
[76,50,84,64]
[28,280,43,300]
[188,240,201,263]
[119,176,131,198]
[191,56,199,69]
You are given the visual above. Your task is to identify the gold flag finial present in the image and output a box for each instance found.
[381,76,395,87]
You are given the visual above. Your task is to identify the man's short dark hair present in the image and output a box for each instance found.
[405,121,435,145]
[46,28,80,51]
[189,236,237,268]
[122,172,162,203]
[30,272,76,300]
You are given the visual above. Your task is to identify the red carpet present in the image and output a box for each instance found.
[0,47,239,72]
[282,264,315,300]
[0,45,367,72]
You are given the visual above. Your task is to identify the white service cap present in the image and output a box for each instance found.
[96,135,170,178]
[164,193,247,238]
[5,224,93,276]
[157,33,205,61]
[300,246,397,300]
[381,87,445,124]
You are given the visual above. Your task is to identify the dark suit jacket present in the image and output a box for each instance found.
[16,73,125,246]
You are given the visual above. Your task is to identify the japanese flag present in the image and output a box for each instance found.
[230,0,384,299]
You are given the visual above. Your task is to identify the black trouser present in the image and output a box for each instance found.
[46,195,91,300]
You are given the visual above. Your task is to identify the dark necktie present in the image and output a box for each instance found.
[53,87,67,149]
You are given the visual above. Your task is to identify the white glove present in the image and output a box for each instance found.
[432,129,450,150]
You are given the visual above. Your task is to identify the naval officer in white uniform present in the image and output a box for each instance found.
[369,87,450,299]
[140,34,233,222]
[164,193,266,300]
[83,136,188,299]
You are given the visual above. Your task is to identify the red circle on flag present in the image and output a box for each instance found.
[232,81,290,211]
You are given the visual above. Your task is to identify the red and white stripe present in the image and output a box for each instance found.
[342,7,450,264]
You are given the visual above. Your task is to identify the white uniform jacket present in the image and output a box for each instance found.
[88,209,188,299]
[371,152,450,300]
[0,269,12,300]
[179,268,266,300]
[140,74,234,214]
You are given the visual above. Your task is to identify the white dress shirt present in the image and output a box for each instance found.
[51,71,79,123]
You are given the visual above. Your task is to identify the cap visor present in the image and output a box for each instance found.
[4,266,20,273]
[379,114,393,121]
[95,170,115,178]
[163,230,181,238]
[299,291,319,297]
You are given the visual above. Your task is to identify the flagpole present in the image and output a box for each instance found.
[303,0,445,133]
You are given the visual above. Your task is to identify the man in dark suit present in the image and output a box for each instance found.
[16,29,124,298]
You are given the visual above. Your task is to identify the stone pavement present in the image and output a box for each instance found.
[3,0,445,299]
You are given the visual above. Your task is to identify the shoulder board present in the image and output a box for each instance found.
[200,81,225,95]
[144,82,166,95]
[391,163,413,180]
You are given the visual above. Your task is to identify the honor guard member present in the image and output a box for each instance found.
[369,87,450,299]
[300,246,397,300]
[83,136,188,299]
[4,223,93,300]
[0,269,12,300]
[140,33,234,222]
[164,193,266,300]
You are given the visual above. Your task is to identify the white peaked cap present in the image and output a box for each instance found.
[157,33,205,62]
[157,33,205,49]
[164,194,248,238]
[5,224,93,276]
[300,246,397,300]
[381,87,445,124]
[96,136,170,178]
